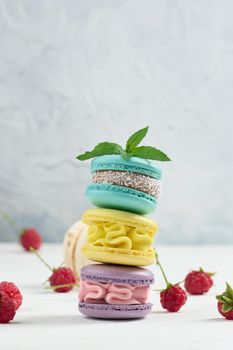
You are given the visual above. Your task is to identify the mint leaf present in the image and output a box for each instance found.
[126,126,148,152]
[216,295,226,303]
[222,304,233,313]
[132,146,171,161]
[76,142,124,161]
[222,295,233,305]
[226,283,233,299]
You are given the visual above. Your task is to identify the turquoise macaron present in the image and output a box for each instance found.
[85,155,162,215]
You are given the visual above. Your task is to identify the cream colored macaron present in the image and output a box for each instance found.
[63,220,92,279]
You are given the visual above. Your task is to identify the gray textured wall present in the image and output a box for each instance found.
[0,0,232,243]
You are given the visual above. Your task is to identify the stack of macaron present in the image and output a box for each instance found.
[75,127,170,319]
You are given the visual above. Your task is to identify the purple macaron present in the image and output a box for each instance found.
[78,264,154,319]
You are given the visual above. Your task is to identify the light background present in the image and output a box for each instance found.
[0,0,232,243]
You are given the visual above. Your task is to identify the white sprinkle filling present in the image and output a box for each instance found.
[92,170,161,197]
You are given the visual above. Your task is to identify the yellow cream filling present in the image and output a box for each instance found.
[87,222,154,252]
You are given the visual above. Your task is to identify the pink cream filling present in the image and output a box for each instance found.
[79,280,150,305]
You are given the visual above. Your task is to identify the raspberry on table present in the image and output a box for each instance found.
[2,214,42,252]
[20,228,42,251]
[216,283,233,320]
[157,260,187,312]
[160,285,187,312]
[184,268,214,295]
[0,291,17,323]
[49,267,77,293]
[30,247,78,292]
[217,302,233,320]
[0,282,23,310]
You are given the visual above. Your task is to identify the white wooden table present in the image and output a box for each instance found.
[0,243,232,350]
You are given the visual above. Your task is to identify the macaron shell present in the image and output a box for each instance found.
[79,302,153,319]
[81,263,154,284]
[91,155,162,179]
[86,183,156,215]
[82,244,156,266]
[82,208,157,233]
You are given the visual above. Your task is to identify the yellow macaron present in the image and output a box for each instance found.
[81,208,158,266]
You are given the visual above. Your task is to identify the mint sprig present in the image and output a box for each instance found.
[76,126,171,161]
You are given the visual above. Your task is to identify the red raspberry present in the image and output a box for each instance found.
[216,283,233,320]
[185,268,214,295]
[20,228,42,251]
[157,260,187,312]
[0,291,17,323]
[30,248,77,292]
[217,302,233,320]
[0,282,23,310]
[160,285,187,312]
[49,267,77,293]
